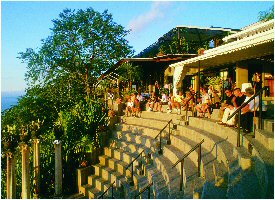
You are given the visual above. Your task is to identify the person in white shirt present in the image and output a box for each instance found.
[126,97,134,117]
[195,87,211,118]
[157,92,168,112]
[241,87,259,133]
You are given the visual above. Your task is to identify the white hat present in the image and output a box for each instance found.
[241,83,252,92]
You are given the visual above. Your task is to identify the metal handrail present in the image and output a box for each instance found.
[227,86,267,121]
[226,86,267,147]
[172,139,204,168]
[126,150,145,186]
[171,139,204,191]
[135,182,153,199]
[154,119,173,154]
[126,150,145,170]
[98,181,115,199]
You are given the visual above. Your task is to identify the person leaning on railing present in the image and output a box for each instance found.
[241,87,259,133]
[217,88,246,127]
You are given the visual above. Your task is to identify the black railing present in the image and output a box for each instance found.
[135,182,153,199]
[154,119,173,154]
[172,139,204,191]
[227,86,267,147]
[126,150,145,186]
[98,181,115,199]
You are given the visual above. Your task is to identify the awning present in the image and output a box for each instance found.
[171,20,274,87]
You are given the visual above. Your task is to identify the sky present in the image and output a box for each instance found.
[1,1,274,92]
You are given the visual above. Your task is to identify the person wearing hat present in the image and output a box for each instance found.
[241,87,259,133]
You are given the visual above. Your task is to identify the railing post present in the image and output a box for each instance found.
[111,184,114,199]
[180,159,184,191]
[148,185,150,199]
[130,163,134,186]
[237,110,241,147]
[167,122,171,145]
[198,143,201,177]
[158,133,163,155]
[259,89,263,130]
[185,105,188,121]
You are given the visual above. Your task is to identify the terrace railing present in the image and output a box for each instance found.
[172,139,204,191]
[154,119,173,154]
[227,86,267,147]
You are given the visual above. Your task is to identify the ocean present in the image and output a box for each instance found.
[1,91,25,112]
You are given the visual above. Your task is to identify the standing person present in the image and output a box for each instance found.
[136,91,145,111]
[154,81,160,98]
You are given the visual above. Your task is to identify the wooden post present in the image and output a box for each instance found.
[33,139,40,198]
[6,152,16,199]
[54,140,62,197]
[180,160,184,192]
[21,143,30,199]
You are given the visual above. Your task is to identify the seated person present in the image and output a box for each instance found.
[157,92,168,112]
[182,91,194,111]
[126,97,134,117]
[167,92,174,113]
[218,88,245,126]
[196,87,211,118]
[147,92,157,111]
[132,93,141,117]
[218,88,235,120]
[173,91,184,114]
[241,87,259,133]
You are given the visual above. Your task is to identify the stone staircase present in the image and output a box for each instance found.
[78,108,274,199]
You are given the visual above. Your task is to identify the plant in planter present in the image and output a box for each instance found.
[19,125,31,144]
[29,119,44,139]
[2,125,20,153]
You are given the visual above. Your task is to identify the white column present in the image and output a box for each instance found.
[6,152,16,199]
[33,139,40,198]
[21,143,30,199]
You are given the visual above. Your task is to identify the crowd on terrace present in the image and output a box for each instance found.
[108,72,265,134]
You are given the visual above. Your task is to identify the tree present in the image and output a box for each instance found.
[258,6,274,21]
[19,8,133,98]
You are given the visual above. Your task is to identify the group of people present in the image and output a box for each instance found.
[123,80,262,134]
[217,87,261,133]
[146,90,194,114]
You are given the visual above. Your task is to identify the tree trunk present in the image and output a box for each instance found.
[85,66,91,97]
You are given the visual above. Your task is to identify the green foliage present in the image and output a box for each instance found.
[258,6,274,21]
[118,63,143,84]
[2,7,130,198]
[18,8,133,97]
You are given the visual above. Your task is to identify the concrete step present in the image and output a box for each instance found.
[227,159,262,199]
[141,109,192,121]
[121,116,174,131]
[104,147,139,165]
[243,136,274,198]
[175,123,236,167]
[255,129,274,151]
[98,155,130,177]
[211,109,221,121]
[254,117,274,132]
